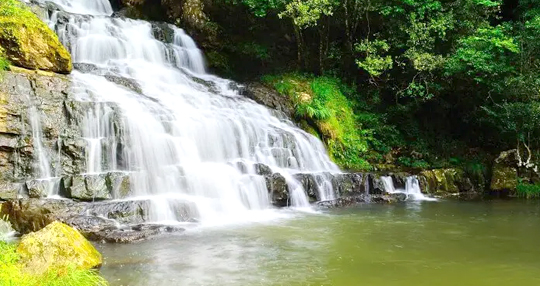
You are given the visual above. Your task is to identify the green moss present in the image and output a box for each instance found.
[0,0,72,73]
[263,74,371,171]
[0,241,107,286]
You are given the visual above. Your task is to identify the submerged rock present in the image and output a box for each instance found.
[17,221,102,274]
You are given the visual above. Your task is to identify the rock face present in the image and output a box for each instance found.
[17,221,102,274]
[0,2,72,73]
[244,83,295,119]
[0,70,84,199]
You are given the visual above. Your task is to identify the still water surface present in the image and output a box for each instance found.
[98,200,540,286]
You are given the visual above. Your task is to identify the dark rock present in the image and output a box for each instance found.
[254,163,272,176]
[85,224,185,243]
[266,173,290,207]
[244,83,294,118]
[104,74,143,94]
[371,193,407,203]
[73,63,99,73]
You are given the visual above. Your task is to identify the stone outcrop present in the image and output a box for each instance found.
[0,199,190,242]
[17,221,102,274]
[244,83,295,119]
[0,1,72,73]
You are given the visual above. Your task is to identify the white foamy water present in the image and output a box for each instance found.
[39,0,341,223]
[381,176,437,201]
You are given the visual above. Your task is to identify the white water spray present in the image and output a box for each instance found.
[381,176,437,201]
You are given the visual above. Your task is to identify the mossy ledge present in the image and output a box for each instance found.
[0,0,72,74]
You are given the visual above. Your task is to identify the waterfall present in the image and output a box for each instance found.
[381,176,437,201]
[36,0,341,223]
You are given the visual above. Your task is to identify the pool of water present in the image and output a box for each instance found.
[97,200,540,286]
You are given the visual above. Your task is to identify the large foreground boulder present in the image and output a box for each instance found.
[17,221,102,274]
[0,0,72,73]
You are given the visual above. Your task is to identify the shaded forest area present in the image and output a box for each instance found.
[74,0,540,172]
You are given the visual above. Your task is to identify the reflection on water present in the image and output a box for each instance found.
[97,200,540,286]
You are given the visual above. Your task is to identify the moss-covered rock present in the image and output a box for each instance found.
[490,166,517,191]
[0,0,72,73]
[16,221,102,275]
[419,168,477,195]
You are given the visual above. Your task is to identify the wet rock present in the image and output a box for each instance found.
[254,163,272,176]
[371,193,407,203]
[73,63,99,73]
[85,224,185,243]
[294,173,317,201]
[266,173,289,207]
[104,74,143,94]
[83,200,149,225]
[17,221,102,274]
[25,179,59,198]
[106,172,132,199]
[151,22,175,44]
[335,173,363,197]
[67,174,112,201]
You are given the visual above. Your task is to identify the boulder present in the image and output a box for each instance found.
[490,166,517,191]
[266,173,289,206]
[419,168,470,195]
[0,2,72,73]
[16,221,101,274]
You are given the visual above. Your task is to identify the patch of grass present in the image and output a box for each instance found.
[0,0,36,19]
[0,241,108,286]
[517,179,540,199]
[263,73,372,170]
[0,55,10,71]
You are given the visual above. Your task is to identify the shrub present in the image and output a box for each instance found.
[516,180,540,199]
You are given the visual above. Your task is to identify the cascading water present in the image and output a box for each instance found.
[35,0,341,224]
[381,176,437,201]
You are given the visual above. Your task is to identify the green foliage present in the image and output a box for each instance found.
[445,25,519,86]
[0,56,9,71]
[355,39,393,77]
[264,74,373,170]
[517,180,540,199]
[0,241,108,286]
[278,0,336,28]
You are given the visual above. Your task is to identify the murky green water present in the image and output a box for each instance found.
[97,200,540,286]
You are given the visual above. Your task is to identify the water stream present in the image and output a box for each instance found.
[36,0,340,223]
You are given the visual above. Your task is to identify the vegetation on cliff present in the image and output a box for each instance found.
[0,0,72,73]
